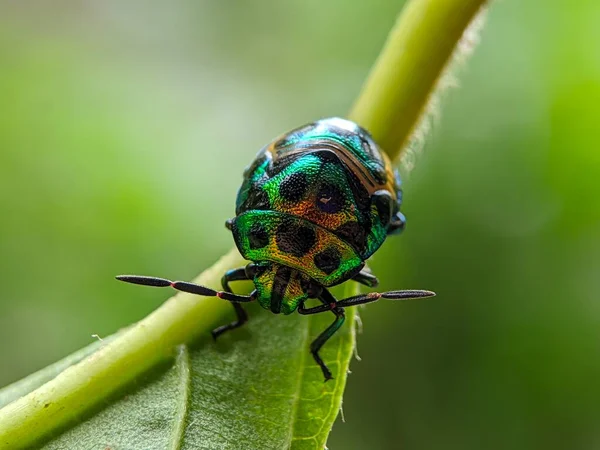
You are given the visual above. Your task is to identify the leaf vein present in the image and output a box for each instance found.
[169,345,191,450]
[286,315,311,447]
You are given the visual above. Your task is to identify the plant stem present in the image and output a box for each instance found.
[0,0,488,447]
[349,0,487,160]
[0,248,245,447]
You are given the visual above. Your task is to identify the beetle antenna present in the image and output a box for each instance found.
[115,275,253,302]
[336,289,435,308]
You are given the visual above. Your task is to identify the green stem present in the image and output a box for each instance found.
[0,248,244,447]
[349,0,487,160]
[0,0,488,447]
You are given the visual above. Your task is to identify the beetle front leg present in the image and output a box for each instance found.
[311,307,345,381]
[211,267,251,340]
[299,289,345,382]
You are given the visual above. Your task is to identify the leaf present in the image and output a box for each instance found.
[0,290,356,449]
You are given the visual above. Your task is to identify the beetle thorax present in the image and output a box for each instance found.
[252,262,309,315]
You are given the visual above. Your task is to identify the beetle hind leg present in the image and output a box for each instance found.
[211,302,248,340]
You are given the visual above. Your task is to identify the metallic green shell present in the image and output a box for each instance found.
[232,117,403,289]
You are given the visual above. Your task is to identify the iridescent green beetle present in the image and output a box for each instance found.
[117,117,434,381]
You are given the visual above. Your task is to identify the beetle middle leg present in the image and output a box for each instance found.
[211,267,251,339]
[299,289,345,381]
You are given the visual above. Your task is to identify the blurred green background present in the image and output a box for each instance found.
[1,1,599,449]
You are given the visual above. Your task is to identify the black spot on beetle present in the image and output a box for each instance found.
[275,220,316,257]
[279,172,308,202]
[244,187,270,211]
[335,221,368,254]
[248,223,269,249]
[317,184,345,214]
[315,150,341,164]
[314,248,341,274]
[343,170,371,213]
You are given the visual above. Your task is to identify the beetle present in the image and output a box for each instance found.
[117,117,434,381]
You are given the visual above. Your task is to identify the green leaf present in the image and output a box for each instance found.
[0,287,356,449]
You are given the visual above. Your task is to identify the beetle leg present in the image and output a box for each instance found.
[352,270,379,288]
[296,287,435,380]
[211,267,252,340]
[311,306,345,382]
[211,303,249,340]
[298,289,345,382]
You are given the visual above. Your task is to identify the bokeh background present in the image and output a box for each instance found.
[1,1,599,449]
